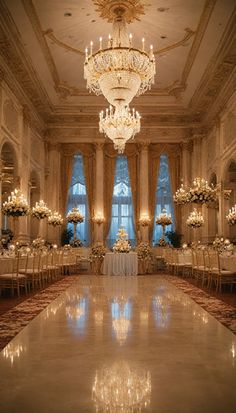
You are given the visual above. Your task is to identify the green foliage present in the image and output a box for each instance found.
[61,227,73,246]
[166,230,182,248]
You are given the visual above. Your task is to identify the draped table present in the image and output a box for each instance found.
[102,252,138,276]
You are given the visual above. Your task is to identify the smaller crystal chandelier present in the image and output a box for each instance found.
[99,105,140,153]
[226,205,236,225]
[173,184,190,205]
[2,188,29,217]
[186,209,204,228]
[188,178,217,204]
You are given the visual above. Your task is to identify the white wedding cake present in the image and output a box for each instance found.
[113,228,131,253]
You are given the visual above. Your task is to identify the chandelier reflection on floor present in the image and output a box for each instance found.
[92,361,151,413]
[99,105,141,153]
[84,5,155,107]
[112,317,131,345]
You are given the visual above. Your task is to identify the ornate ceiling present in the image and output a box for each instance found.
[0,0,236,137]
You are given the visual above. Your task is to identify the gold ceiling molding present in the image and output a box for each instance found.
[93,0,149,23]
[43,27,195,58]
[180,0,217,86]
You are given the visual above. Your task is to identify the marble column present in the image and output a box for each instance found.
[46,142,61,244]
[181,141,192,244]
[139,141,149,242]
[94,142,104,243]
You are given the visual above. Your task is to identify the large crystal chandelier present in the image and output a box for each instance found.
[92,361,151,413]
[84,6,155,108]
[99,105,140,153]
[174,178,217,206]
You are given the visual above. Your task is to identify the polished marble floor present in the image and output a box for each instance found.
[0,275,236,413]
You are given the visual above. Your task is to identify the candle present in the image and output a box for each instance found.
[90,41,93,55]
[99,36,102,50]
[129,33,133,47]
[142,37,145,52]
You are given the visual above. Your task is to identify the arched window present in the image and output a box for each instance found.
[153,154,175,245]
[67,154,89,245]
[108,156,135,246]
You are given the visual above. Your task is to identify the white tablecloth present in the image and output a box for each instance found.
[220,256,236,272]
[102,252,138,276]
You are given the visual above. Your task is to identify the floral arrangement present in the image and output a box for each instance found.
[31,200,50,220]
[212,236,234,253]
[2,189,29,217]
[70,239,83,248]
[139,215,151,227]
[226,205,236,225]
[66,207,84,224]
[186,209,204,228]
[90,243,107,259]
[63,244,72,251]
[182,242,188,249]
[156,209,172,226]
[113,228,131,253]
[173,184,190,205]
[48,211,63,226]
[188,178,216,205]
[137,242,152,260]
[32,237,45,250]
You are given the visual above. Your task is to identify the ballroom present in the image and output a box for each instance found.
[0,1,236,412]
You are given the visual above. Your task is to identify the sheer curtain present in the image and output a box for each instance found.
[107,156,136,247]
[67,154,90,245]
[152,154,175,245]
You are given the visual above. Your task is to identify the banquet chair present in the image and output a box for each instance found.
[19,252,42,291]
[207,249,236,292]
[0,253,28,297]
[177,249,192,278]
[195,248,210,286]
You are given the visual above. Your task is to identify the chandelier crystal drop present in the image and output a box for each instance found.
[99,105,140,153]
[84,7,155,107]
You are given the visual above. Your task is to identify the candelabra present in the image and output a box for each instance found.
[31,200,50,220]
[66,207,84,241]
[173,184,190,205]
[186,209,204,228]
[139,214,151,227]
[226,205,236,225]
[2,188,29,240]
[48,211,63,226]
[188,178,216,204]
[155,209,172,244]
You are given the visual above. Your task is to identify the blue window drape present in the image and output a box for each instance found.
[67,154,90,245]
[107,156,136,247]
[153,154,175,245]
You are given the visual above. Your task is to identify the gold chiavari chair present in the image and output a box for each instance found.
[0,253,28,297]
[19,252,42,291]
[208,249,236,292]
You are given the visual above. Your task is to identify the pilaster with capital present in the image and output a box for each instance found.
[94,142,104,243]
[181,141,192,243]
[139,141,149,242]
[46,142,61,244]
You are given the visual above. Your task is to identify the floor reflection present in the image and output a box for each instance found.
[92,360,151,413]
[2,342,26,366]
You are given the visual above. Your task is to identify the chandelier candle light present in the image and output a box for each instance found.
[99,105,141,153]
[226,205,236,225]
[2,189,29,240]
[186,209,204,228]
[31,200,50,220]
[173,184,190,205]
[48,211,63,226]
[66,207,84,241]
[84,6,155,108]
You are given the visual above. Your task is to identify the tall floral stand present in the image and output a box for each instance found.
[73,222,78,241]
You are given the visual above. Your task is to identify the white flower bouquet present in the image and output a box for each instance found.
[186,209,204,228]
[188,178,216,205]
[2,189,29,217]
[213,236,234,253]
[90,243,106,259]
[48,211,63,226]
[137,242,152,260]
[31,200,50,220]
[66,207,84,224]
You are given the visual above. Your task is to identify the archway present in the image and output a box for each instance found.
[208,172,218,241]
[1,141,18,234]
[225,160,236,241]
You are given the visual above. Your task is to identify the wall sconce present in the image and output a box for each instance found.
[92,214,105,225]
[139,214,151,227]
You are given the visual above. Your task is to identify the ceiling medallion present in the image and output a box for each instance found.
[93,0,149,23]
[99,105,141,153]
